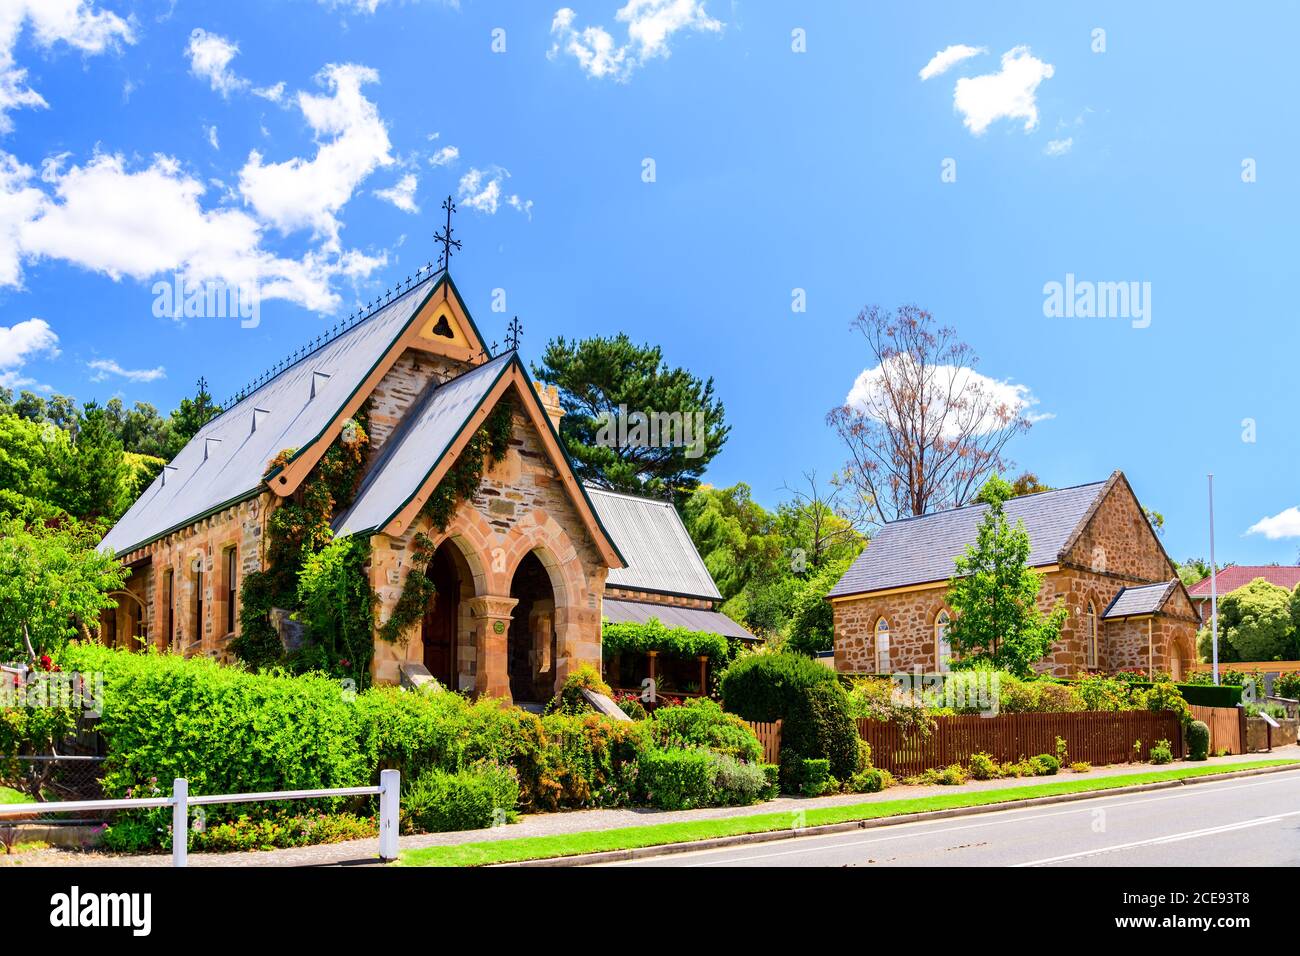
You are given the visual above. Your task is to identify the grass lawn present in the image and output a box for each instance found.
[0,786,26,805]
[399,759,1300,867]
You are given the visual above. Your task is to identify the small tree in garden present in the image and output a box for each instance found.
[945,477,1067,678]
[0,516,126,662]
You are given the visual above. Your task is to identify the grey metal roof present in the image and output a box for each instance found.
[587,487,722,600]
[828,480,1110,598]
[333,352,512,537]
[1103,581,1177,619]
[602,598,755,641]
[100,273,445,556]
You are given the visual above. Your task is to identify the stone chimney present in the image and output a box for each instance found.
[533,382,565,432]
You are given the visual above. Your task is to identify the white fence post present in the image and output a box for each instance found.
[378,769,399,861]
[172,778,188,868]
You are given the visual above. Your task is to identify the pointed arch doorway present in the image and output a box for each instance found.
[421,541,468,689]
[507,551,559,704]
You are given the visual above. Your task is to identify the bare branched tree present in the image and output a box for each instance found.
[827,305,1033,527]
[779,470,868,569]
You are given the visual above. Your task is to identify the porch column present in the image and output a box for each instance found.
[698,655,708,695]
[553,604,601,694]
[467,595,518,703]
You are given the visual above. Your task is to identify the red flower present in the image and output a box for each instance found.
[39,654,52,671]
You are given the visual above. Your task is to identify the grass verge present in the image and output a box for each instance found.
[399,759,1300,867]
[0,786,26,805]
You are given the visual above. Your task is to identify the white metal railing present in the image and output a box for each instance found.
[0,769,400,866]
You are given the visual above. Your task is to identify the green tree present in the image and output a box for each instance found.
[51,401,128,521]
[680,483,784,603]
[532,334,729,498]
[945,477,1068,677]
[0,515,126,661]
[1197,578,1294,662]
[165,376,221,458]
[785,556,856,656]
[1009,472,1053,496]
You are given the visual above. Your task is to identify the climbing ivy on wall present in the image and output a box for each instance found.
[232,411,372,671]
[379,401,515,645]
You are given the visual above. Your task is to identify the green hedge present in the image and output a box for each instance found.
[601,618,729,659]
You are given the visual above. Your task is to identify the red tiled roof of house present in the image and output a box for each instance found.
[1186,566,1300,597]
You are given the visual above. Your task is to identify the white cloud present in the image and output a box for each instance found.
[548,0,722,82]
[253,81,285,103]
[238,63,394,246]
[374,172,418,213]
[0,151,44,286]
[204,124,220,150]
[457,166,531,217]
[316,0,461,13]
[918,44,985,81]
[1044,137,1072,156]
[0,0,135,132]
[186,29,248,98]
[1247,507,1300,540]
[87,358,165,383]
[952,46,1054,135]
[0,317,58,387]
[7,150,383,312]
[846,359,1050,440]
[428,145,458,167]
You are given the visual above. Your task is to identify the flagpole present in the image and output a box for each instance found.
[1208,474,1219,686]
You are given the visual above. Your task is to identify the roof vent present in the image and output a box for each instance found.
[251,407,270,434]
[311,370,331,400]
[204,437,223,462]
[160,465,179,487]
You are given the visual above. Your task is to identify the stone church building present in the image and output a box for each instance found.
[98,269,750,702]
[828,472,1200,679]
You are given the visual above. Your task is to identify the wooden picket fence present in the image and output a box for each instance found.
[1188,704,1245,755]
[856,711,1184,777]
[744,719,782,765]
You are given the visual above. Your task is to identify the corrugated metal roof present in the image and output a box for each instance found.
[1186,566,1300,597]
[333,353,512,537]
[1103,581,1177,619]
[587,487,721,600]
[100,274,445,556]
[828,480,1110,598]
[602,598,755,640]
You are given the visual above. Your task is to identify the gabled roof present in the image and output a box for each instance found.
[587,487,722,601]
[101,272,468,557]
[827,480,1111,599]
[333,352,512,537]
[1103,580,1178,619]
[1186,566,1300,597]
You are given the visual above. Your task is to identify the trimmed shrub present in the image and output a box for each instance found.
[968,751,999,781]
[847,768,888,793]
[1069,761,1091,773]
[1030,754,1060,776]
[648,698,763,763]
[789,757,833,797]
[708,752,771,806]
[402,761,520,833]
[720,652,839,723]
[1186,720,1210,761]
[780,681,859,789]
[639,748,714,810]
[1149,739,1174,765]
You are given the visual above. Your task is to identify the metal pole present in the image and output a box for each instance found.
[378,769,399,862]
[172,778,188,868]
[1208,474,1220,686]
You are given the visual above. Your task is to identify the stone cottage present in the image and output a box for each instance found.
[827,472,1200,679]
[97,268,751,702]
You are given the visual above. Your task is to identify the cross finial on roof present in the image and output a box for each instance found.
[505,316,523,351]
[434,195,461,270]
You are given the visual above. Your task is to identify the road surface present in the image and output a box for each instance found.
[599,768,1300,867]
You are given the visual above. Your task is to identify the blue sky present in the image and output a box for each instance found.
[0,0,1296,567]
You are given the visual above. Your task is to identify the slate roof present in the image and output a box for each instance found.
[602,598,755,641]
[586,487,722,600]
[101,272,449,556]
[332,352,512,537]
[1186,566,1300,597]
[1103,581,1178,619]
[827,480,1111,598]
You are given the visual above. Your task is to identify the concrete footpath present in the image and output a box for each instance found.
[3,747,1295,867]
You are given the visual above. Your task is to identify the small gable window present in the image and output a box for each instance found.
[935,610,952,673]
[1086,601,1099,668]
[875,618,891,673]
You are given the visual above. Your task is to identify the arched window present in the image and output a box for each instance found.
[935,610,952,673]
[1086,601,1098,668]
[875,618,891,673]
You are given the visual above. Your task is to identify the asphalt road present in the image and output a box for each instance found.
[599,768,1300,867]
